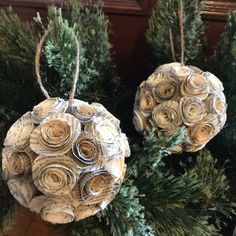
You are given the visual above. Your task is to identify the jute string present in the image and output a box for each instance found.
[35,28,80,106]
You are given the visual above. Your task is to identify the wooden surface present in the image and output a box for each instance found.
[1,0,236,235]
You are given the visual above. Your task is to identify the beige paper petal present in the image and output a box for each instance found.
[32,155,77,195]
[104,156,126,180]
[72,132,103,170]
[4,112,35,151]
[119,133,131,157]
[69,99,97,124]
[91,102,120,128]
[28,195,48,214]
[84,117,118,144]
[32,97,68,124]
[155,62,182,73]
[30,113,81,156]
[152,101,181,132]
[172,65,192,79]
[188,114,220,147]
[7,176,38,207]
[74,204,100,221]
[2,148,33,178]
[40,196,75,224]
[133,110,145,132]
[203,72,224,92]
[180,97,206,126]
[79,171,115,205]
[152,76,179,103]
[205,92,227,115]
[181,73,209,99]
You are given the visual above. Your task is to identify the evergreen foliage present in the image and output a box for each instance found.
[208,11,236,202]
[146,0,204,67]
[0,1,236,235]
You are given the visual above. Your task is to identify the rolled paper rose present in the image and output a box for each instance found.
[4,112,35,151]
[133,110,146,132]
[104,156,126,180]
[30,113,81,156]
[181,73,209,99]
[84,117,121,157]
[32,155,77,195]
[172,64,192,79]
[180,97,206,126]
[32,98,68,124]
[91,103,120,128]
[205,92,227,115]
[152,76,179,103]
[7,176,38,207]
[79,170,115,205]
[72,132,103,170]
[188,114,220,147]
[69,99,97,124]
[75,205,100,221]
[152,101,182,133]
[40,196,76,224]
[2,147,32,179]
[155,62,183,73]
[203,72,224,92]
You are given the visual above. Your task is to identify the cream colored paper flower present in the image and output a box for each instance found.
[180,97,206,126]
[7,176,38,207]
[137,87,156,113]
[188,114,220,147]
[79,170,115,205]
[69,99,97,124]
[152,101,181,132]
[181,73,209,99]
[152,76,179,103]
[40,196,76,224]
[2,148,32,180]
[72,132,103,170]
[30,113,81,156]
[32,98,68,124]
[205,92,227,115]
[4,112,35,151]
[203,72,224,92]
[172,64,192,79]
[32,155,77,195]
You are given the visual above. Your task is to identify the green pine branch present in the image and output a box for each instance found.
[146,0,205,67]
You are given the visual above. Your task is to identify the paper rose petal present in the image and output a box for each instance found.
[152,101,181,133]
[30,113,81,156]
[181,73,209,99]
[40,196,75,224]
[2,148,32,180]
[32,155,77,195]
[4,112,35,151]
[180,97,206,126]
[7,176,38,207]
[69,99,97,124]
[74,205,100,221]
[32,98,68,124]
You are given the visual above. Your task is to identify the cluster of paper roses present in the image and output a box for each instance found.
[133,62,227,152]
[2,98,130,224]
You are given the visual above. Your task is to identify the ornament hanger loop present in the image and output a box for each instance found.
[34,27,80,106]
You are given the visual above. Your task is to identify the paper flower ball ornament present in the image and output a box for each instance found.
[2,98,130,224]
[133,62,227,153]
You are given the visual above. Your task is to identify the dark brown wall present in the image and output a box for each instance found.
[1,1,236,235]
